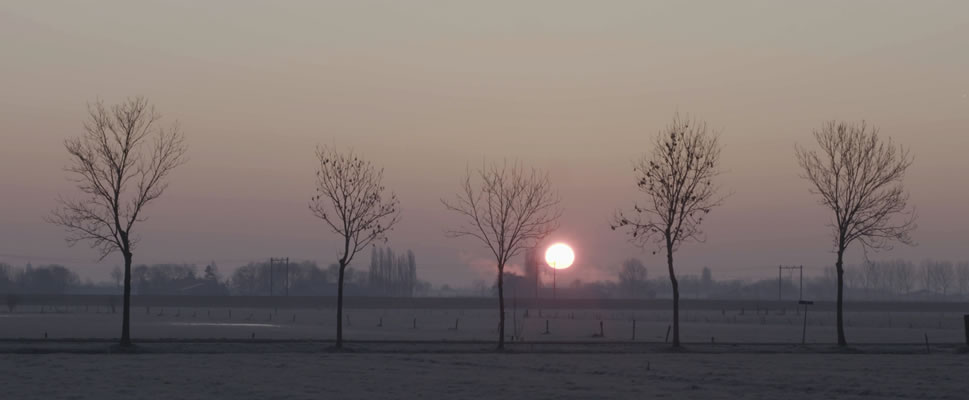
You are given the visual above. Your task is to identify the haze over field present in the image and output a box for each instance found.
[2,1,968,286]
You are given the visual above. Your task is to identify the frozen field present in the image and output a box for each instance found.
[2,305,967,344]
[2,350,967,399]
[3,304,967,399]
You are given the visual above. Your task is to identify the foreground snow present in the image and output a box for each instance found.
[3,349,966,399]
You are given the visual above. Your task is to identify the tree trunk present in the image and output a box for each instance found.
[497,263,505,351]
[336,261,346,348]
[667,240,680,348]
[120,251,133,347]
[836,249,847,346]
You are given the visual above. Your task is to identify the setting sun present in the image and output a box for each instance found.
[544,243,575,270]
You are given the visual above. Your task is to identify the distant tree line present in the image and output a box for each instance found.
[368,247,417,297]
[0,263,80,294]
[841,259,969,299]
[0,251,429,297]
[633,260,969,301]
[468,257,969,302]
[229,261,330,296]
[133,263,227,295]
[5,257,968,301]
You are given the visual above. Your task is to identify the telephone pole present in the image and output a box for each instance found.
[270,257,290,296]
[778,265,804,301]
[551,261,557,300]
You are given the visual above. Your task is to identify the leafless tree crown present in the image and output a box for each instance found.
[612,113,724,252]
[796,121,916,252]
[442,161,562,267]
[310,146,400,265]
[48,97,187,259]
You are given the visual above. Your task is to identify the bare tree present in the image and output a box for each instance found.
[877,261,895,295]
[936,261,955,297]
[843,265,864,291]
[893,260,916,295]
[110,266,123,290]
[862,261,882,299]
[48,97,186,347]
[310,146,400,349]
[618,258,649,298]
[796,121,915,346]
[920,261,935,294]
[875,259,912,296]
[442,161,561,350]
[957,262,969,297]
[612,113,724,348]
[619,258,648,282]
[922,260,955,296]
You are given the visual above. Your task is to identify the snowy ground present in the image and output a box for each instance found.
[2,306,966,344]
[2,349,967,399]
[3,305,967,399]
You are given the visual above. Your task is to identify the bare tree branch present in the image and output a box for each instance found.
[612,113,724,252]
[48,97,187,259]
[796,121,916,254]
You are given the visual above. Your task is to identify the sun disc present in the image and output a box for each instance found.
[544,243,575,269]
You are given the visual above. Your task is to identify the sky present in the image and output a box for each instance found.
[1,1,968,286]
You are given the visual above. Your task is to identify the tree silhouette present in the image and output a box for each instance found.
[310,146,400,349]
[49,97,186,347]
[612,113,724,348]
[796,120,915,346]
[110,266,123,290]
[443,161,561,350]
[618,258,649,298]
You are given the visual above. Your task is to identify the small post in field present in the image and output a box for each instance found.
[799,300,814,345]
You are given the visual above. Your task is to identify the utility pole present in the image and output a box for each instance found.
[533,250,540,299]
[778,265,804,301]
[270,257,290,297]
[552,261,557,300]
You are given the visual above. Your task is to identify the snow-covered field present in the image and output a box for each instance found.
[2,306,966,344]
[3,350,967,399]
[3,305,967,399]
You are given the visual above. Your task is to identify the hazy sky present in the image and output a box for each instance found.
[2,1,968,285]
